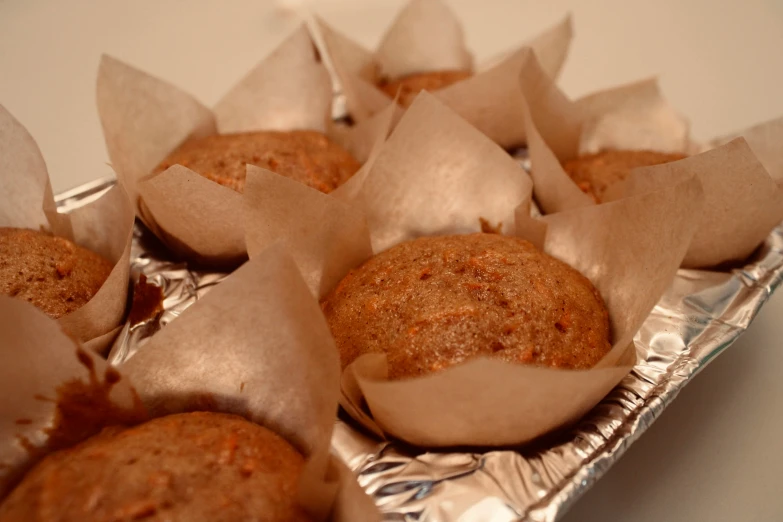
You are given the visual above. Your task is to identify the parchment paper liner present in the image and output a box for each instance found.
[0,246,379,521]
[241,101,398,298]
[244,92,705,447]
[517,51,783,268]
[711,115,783,186]
[0,105,133,353]
[316,0,573,148]
[97,24,378,267]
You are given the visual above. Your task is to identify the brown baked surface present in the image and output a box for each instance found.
[562,149,687,202]
[0,228,113,319]
[321,233,611,379]
[153,130,361,194]
[378,70,472,108]
[0,412,313,522]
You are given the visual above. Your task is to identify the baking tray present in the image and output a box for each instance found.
[56,175,783,521]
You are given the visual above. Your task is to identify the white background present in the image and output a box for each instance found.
[1,1,782,520]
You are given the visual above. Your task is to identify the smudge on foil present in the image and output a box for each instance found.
[57,165,783,521]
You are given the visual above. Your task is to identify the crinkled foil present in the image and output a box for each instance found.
[56,171,783,522]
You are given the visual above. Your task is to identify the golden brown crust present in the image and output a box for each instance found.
[378,70,472,108]
[0,412,313,522]
[562,149,688,203]
[153,130,361,194]
[0,228,113,319]
[321,233,611,379]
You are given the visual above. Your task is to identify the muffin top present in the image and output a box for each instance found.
[321,233,611,379]
[562,149,687,203]
[153,130,361,194]
[0,228,113,319]
[378,70,472,108]
[0,412,313,522]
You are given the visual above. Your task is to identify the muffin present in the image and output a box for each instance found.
[153,130,361,194]
[321,233,611,379]
[562,149,688,203]
[0,412,313,522]
[0,228,113,319]
[378,70,472,108]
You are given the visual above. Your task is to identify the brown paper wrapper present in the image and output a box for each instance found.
[97,25,338,266]
[310,14,380,124]
[712,115,783,186]
[0,246,379,521]
[245,92,704,447]
[607,138,783,268]
[317,0,572,148]
[572,77,692,155]
[328,102,405,167]
[0,105,133,352]
[339,94,535,253]
[374,0,474,80]
[520,53,783,268]
[243,103,398,297]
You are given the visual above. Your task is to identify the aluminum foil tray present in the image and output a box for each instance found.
[56,176,783,522]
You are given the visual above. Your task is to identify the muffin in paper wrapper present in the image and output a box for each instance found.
[242,92,705,447]
[97,24,381,268]
[0,105,133,353]
[315,0,573,148]
[0,246,380,521]
[517,50,783,268]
